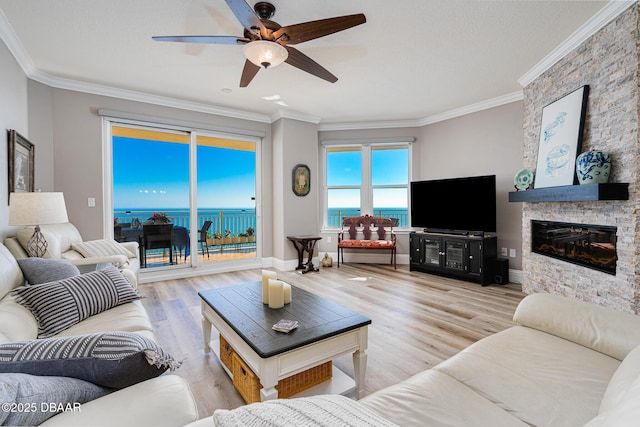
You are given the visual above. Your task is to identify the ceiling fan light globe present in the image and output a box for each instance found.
[242,41,288,69]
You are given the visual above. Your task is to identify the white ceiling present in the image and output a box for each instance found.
[0,1,624,127]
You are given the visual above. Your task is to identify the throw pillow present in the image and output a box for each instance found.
[0,373,112,426]
[0,332,181,389]
[11,266,140,338]
[17,257,81,285]
[71,238,135,259]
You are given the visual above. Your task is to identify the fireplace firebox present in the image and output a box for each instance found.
[531,220,617,274]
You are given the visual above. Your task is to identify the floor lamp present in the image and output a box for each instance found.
[8,192,69,257]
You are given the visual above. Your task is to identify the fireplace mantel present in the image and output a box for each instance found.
[509,183,628,203]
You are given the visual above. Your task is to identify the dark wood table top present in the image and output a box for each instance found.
[199,281,371,358]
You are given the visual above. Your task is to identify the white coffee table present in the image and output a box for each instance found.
[199,281,371,401]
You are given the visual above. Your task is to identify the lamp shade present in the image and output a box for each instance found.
[242,41,288,68]
[9,192,69,226]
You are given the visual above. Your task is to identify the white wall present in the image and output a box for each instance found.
[0,39,28,239]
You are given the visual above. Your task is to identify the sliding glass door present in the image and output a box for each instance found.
[110,123,258,272]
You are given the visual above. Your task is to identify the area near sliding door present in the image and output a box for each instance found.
[103,117,260,276]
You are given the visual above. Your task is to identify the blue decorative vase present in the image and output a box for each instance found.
[576,150,611,184]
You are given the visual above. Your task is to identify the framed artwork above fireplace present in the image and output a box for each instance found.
[534,85,589,189]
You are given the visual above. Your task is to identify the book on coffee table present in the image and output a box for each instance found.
[273,319,298,333]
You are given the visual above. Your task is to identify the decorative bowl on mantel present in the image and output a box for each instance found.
[514,168,534,191]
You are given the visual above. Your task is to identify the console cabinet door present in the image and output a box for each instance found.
[422,237,443,268]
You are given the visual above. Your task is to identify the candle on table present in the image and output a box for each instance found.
[261,270,277,304]
[268,279,284,309]
[283,283,292,304]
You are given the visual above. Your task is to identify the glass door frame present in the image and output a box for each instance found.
[101,113,264,280]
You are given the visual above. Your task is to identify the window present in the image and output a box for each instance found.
[324,143,410,228]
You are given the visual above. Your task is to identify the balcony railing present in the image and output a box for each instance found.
[327,209,409,228]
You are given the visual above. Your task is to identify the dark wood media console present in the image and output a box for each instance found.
[410,231,498,286]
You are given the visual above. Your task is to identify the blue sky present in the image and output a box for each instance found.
[327,147,408,209]
[113,137,256,209]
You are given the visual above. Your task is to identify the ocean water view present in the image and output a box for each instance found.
[114,207,409,235]
[114,208,256,237]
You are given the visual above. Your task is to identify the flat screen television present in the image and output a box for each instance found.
[410,175,496,233]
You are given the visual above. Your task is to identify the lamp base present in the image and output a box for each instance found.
[27,225,48,258]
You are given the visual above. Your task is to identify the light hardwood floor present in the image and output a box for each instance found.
[138,263,526,419]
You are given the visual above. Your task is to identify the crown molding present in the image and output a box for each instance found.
[518,0,636,87]
[0,9,36,76]
[270,109,321,124]
[318,91,524,131]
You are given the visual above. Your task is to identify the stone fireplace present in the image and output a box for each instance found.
[520,4,639,313]
[531,220,617,275]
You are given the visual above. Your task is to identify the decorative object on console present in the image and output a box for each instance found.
[8,192,69,257]
[321,253,333,267]
[7,130,35,200]
[292,164,310,197]
[514,168,534,191]
[534,85,589,189]
[576,150,611,184]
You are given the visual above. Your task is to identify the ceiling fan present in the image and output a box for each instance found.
[153,0,366,87]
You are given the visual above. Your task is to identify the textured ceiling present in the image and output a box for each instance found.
[0,0,616,125]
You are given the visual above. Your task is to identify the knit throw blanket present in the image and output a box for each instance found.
[212,395,398,427]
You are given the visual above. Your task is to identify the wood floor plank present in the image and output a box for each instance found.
[138,264,526,419]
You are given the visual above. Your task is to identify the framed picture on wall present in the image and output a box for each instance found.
[292,164,310,197]
[8,129,35,200]
[533,85,589,188]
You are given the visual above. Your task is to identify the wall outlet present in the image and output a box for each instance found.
[87,197,96,207]
[509,248,516,258]
[501,247,508,257]
[327,236,332,243]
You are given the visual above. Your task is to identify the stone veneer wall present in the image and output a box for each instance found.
[521,4,639,313]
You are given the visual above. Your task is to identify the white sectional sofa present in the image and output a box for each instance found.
[4,222,140,286]
[0,242,198,426]
[200,293,640,427]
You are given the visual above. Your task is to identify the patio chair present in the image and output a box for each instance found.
[198,221,212,258]
[141,224,174,267]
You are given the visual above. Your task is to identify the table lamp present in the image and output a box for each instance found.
[9,192,69,257]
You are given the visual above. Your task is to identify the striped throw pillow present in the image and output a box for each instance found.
[11,266,140,338]
[0,332,181,389]
[72,238,135,259]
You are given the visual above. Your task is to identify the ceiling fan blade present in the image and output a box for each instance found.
[240,59,261,87]
[284,46,337,83]
[224,0,266,35]
[152,36,249,45]
[273,14,366,45]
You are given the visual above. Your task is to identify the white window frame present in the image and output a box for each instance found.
[321,138,413,230]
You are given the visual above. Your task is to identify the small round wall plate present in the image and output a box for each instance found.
[514,168,534,191]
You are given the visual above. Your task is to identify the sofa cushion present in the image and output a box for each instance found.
[361,369,528,427]
[40,375,198,427]
[17,257,80,285]
[72,239,135,259]
[0,373,112,426]
[213,395,398,427]
[434,326,619,427]
[0,331,181,389]
[16,223,83,259]
[513,292,640,361]
[11,266,140,338]
[599,344,640,414]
